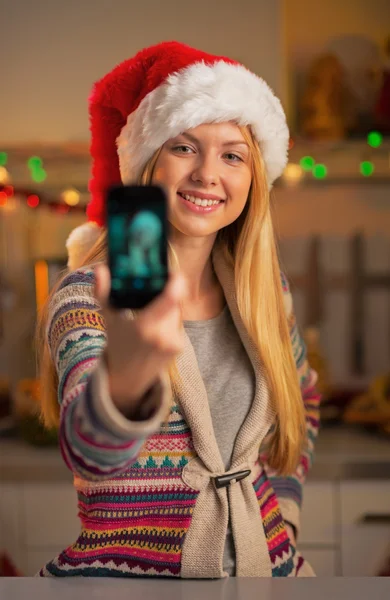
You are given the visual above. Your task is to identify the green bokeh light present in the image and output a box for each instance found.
[360,161,374,177]
[0,152,8,166]
[31,168,47,183]
[367,131,383,148]
[300,156,315,171]
[28,156,43,169]
[312,164,327,179]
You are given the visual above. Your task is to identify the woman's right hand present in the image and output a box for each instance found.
[94,263,187,417]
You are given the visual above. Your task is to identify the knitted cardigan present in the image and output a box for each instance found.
[39,245,320,578]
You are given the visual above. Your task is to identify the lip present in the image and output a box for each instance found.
[177,193,224,214]
[178,190,225,201]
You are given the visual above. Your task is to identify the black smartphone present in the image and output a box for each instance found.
[106,184,169,309]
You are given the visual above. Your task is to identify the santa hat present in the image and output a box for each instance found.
[67,41,289,270]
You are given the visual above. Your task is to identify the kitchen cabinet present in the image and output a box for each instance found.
[339,481,390,576]
[299,482,339,576]
[0,482,78,575]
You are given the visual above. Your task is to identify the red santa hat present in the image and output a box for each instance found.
[67,41,289,269]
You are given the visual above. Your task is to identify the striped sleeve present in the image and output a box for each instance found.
[261,272,321,535]
[47,268,171,481]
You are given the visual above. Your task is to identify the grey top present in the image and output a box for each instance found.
[184,305,255,576]
[4,577,390,599]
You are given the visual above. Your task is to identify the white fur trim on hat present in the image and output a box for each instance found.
[117,61,289,188]
[66,221,102,271]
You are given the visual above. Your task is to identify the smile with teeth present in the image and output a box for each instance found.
[179,193,223,207]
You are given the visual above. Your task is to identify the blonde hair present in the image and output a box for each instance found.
[37,127,306,474]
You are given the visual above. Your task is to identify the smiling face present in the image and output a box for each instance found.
[152,122,252,241]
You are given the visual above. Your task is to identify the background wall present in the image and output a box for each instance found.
[284,0,390,66]
[273,184,390,238]
[1,0,285,144]
[283,0,390,125]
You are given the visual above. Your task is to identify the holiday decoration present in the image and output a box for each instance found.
[312,164,327,179]
[300,54,353,140]
[374,36,390,134]
[343,372,390,437]
[367,131,383,148]
[360,161,375,176]
[0,185,85,213]
[28,156,47,183]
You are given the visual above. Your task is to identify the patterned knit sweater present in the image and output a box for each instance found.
[39,247,320,578]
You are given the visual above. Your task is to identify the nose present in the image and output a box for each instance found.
[190,153,219,187]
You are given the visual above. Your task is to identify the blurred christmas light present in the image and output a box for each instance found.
[0,152,8,166]
[62,188,80,206]
[300,156,315,171]
[367,131,383,148]
[0,191,7,206]
[288,138,295,150]
[27,194,40,208]
[283,163,304,185]
[31,168,47,183]
[4,185,13,197]
[28,156,43,169]
[312,164,327,179]
[360,161,375,176]
[35,260,49,313]
[0,166,10,184]
[56,205,70,214]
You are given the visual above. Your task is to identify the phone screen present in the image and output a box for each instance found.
[106,185,169,309]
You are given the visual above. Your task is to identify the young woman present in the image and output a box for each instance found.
[37,41,320,578]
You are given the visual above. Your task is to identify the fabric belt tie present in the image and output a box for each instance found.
[181,457,272,578]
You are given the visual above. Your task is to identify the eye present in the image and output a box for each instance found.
[224,152,243,162]
[172,144,194,154]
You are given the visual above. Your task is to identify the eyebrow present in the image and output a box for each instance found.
[180,132,248,147]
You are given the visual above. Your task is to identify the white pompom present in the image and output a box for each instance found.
[66,221,102,270]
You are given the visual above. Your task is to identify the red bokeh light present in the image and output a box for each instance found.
[0,191,7,206]
[4,186,14,197]
[56,205,69,214]
[27,194,40,208]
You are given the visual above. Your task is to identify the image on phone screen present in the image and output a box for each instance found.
[107,185,168,308]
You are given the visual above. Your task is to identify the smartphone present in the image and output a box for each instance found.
[106,184,169,309]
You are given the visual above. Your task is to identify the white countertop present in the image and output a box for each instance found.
[1,425,389,483]
[1,576,390,599]
[314,426,390,463]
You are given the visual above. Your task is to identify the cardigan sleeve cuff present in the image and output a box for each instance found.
[279,497,301,537]
[89,356,172,440]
